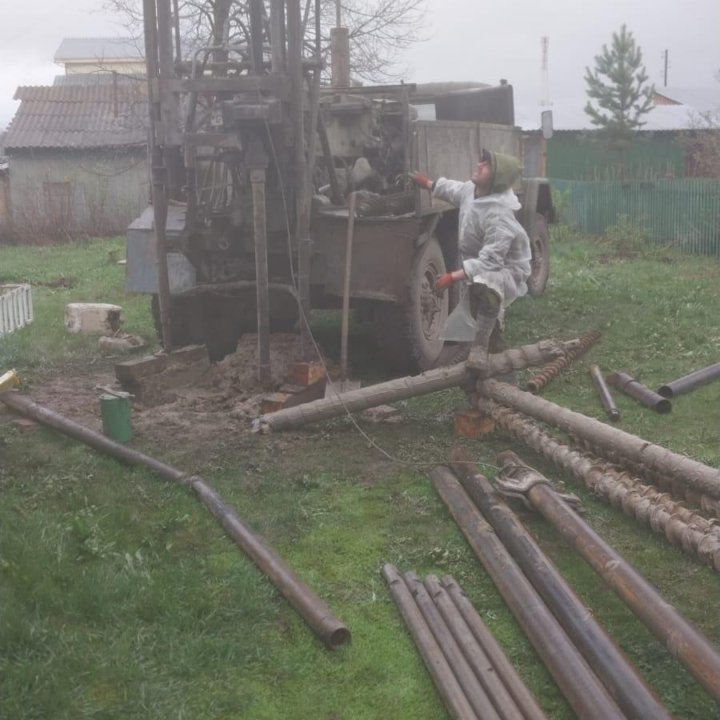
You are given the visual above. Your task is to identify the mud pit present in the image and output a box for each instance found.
[6,334,314,450]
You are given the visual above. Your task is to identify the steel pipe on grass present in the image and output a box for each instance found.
[571,435,720,519]
[478,379,720,500]
[589,364,620,421]
[449,447,672,720]
[254,339,577,432]
[479,399,720,572]
[0,392,350,650]
[382,564,477,720]
[404,571,503,720]
[430,466,626,720]
[440,576,548,720]
[496,451,720,703]
[607,371,672,414]
[658,362,720,398]
[422,575,530,720]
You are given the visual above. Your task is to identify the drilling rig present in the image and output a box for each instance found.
[126,0,553,374]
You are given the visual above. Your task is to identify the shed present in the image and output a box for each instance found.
[3,78,149,238]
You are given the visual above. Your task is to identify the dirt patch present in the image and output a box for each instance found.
[0,333,322,452]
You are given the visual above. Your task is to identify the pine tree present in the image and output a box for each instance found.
[584,25,654,162]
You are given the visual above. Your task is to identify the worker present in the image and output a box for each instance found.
[410,149,531,370]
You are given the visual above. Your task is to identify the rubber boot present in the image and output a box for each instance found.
[466,285,502,372]
[488,325,517,385]
[466,307,500,371]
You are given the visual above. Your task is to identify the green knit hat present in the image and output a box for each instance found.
[481,148,523,193]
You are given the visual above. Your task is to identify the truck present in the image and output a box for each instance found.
[126,0,553,374]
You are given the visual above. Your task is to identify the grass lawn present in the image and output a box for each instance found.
[1,230,719,719]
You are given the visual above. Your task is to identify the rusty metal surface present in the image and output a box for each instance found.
[607,371,672,414]
[382,564,477,720]
[430,465,626,720]
[571,436,720,519]
[589,364,620,421]
[0,391,350,650]
[658,361,720,398]
[441,576,548,720]
[496,452,720,704]
[256,339,574,432]
[405,571,503,720]
[526,329,601,394]
[450,447,672,720]
[480,399,720,571]
[478,379,720,500]
[422,575,529,720]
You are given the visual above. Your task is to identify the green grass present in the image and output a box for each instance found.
[1,233,720,719]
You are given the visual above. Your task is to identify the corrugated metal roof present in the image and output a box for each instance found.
[4,84,148,150]
[54,73,145,87]
[54,37,144,62]
[515,103,701,132]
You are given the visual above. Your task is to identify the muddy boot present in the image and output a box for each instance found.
[466,309,500,371]
[488,325,517,385]
[466,286,502,372]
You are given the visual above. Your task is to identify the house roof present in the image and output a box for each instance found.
[653,87,720,114]
[4,83,148,150]
[54,37,144,63]
[515,102,704,132]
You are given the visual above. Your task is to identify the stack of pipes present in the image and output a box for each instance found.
[383,565,548,720]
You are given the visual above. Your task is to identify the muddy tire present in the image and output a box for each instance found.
[373,238,448,373]
[527,213,550,297]
[408,238,449,369]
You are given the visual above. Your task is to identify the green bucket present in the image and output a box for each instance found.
[100,393,133,443]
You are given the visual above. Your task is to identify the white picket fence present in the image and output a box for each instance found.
[0,284,33,336]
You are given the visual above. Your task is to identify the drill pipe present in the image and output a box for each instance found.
[526,329,601,394]
[572,436,720,519]
[430,466,626,720]
[478,379,720,500]
[422,575,528,720]
[382,564,477,720]
[589,364,621,421]
[404,571,503,720]
[441,575,548,720]
[254,339,577,432]
[449,447,671,720]
[607,371,672,414]
[658,361,720,398]
[479,399,720,572]
[0,391,350,650]
[496,451,720,704]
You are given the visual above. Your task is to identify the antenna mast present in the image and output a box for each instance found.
[540,36,551,106]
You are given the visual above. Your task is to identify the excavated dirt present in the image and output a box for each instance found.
[2,334,320,450]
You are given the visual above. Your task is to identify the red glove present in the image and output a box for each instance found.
[435,269,466,293]
[410,171,434,190]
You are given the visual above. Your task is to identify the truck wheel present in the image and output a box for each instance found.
[409,238,448,369]
[527,213,550,297]
[372,238,448,373]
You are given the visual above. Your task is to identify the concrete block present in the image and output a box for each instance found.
[65,303,123,335]
[99,334,147,353]
[453,409,495,438]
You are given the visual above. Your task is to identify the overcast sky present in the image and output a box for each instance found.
[2,0,719,130]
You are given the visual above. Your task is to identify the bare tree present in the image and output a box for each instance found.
[105,0,427,83]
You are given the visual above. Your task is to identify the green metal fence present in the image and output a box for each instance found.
[551,179,720,256]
